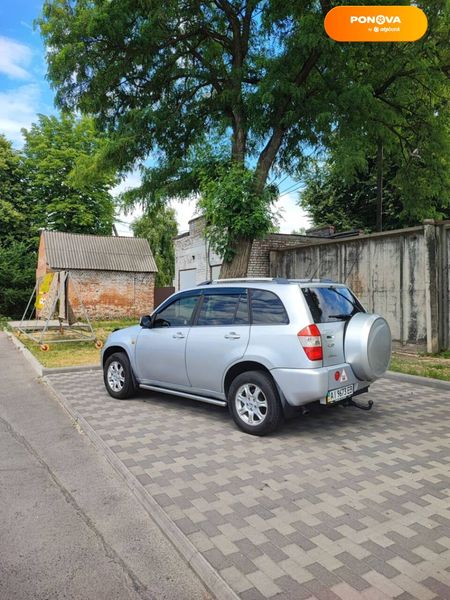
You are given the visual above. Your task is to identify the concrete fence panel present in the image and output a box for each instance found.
[270,221,450,352]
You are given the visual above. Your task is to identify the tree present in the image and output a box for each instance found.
[300,91,450,232]
[22,113,116,235]
[0,242,36,318]
[302,5,450,232]
[39,1,450,275]
[0,135,29,243]
[301,146,450,233]
[131,206,178,286]
[0,136,36,318]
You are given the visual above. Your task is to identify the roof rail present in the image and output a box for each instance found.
[213,277,290,284]
[197,277,336,285]
[293,278,336,283]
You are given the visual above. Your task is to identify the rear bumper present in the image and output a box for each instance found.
[271,364,370,407]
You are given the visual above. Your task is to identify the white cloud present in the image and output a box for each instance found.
[112,172,200,236]
[112,176,311,236]
[0,84,41,145]
[111,170,142,197]
[275,192,311,233]
[170,197,199,232]
[0,36,32,80]
[111,171,143,236]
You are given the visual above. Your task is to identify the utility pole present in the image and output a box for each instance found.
[376,140,383,232]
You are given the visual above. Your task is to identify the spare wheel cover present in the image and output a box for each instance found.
[344,313,391,381]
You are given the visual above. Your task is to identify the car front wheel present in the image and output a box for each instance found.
[104,352,136,400]
[228,370,283,436]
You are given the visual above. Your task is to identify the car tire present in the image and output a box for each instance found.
[104,352,137,400]
[228,370,283,436]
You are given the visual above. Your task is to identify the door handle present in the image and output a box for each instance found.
[172,332,185,339]
[225,332,240,340]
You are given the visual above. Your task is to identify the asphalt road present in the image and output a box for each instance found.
[0,332,211,600]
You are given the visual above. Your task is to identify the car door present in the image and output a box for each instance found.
[185,288,250,396]
[135,292,200,388]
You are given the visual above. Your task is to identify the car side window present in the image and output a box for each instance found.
[250,289,289,325]
[154,295,199,327]
[196,292,249,326]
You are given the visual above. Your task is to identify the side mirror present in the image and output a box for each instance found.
[153,317,170,328]
[140,315,152,328]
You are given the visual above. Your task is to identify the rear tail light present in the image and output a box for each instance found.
[298,324,323,361]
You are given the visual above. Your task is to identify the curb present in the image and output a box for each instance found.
[5,332,100,376]
[7,331,46,377]
[43,364,101,375]
[385,370,450,391]
[43,376,239,600]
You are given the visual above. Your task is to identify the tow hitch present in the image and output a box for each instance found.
[345,398,374,411]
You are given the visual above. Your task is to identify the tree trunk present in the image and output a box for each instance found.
[219,238,253,278]
[231,111,246,164]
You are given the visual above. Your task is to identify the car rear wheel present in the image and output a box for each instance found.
[104,352,137,400]
[228,371,283,436]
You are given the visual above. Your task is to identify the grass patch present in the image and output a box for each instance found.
[390,352,450,382]
[10,319,450,380]
[14,319,137,369]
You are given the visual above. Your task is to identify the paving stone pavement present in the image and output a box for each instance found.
[46,372,450,600]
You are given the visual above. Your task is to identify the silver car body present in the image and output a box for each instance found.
[102,279,388,409]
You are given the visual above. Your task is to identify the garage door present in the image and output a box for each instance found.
[179,268,197,290]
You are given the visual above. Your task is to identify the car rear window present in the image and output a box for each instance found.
[250,289,289,325]
[301,286,364,323]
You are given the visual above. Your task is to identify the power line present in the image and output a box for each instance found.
[278,180,303,195]
[276,174,290,187]
[278,185,304,198]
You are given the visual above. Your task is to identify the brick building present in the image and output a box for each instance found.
[174,216,315,289]
[36,230,157,319]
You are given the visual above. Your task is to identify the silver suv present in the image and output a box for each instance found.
[102,278,391,435]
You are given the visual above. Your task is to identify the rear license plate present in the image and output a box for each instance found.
[326,384,354,404]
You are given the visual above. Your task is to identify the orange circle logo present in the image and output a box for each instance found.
[324,6,428,42]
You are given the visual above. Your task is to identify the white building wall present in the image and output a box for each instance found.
[174,217,222,290]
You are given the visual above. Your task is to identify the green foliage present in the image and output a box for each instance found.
[0,136,30,243]
[198,162,277,261]
[0,137,36,318]
[302,3,450,229]
[38,1,450,264]
[301,141,450,233]
[131,206,178,286]
[0,241,36,319]
[22,114,116,234]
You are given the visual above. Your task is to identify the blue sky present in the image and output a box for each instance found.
[0,1,55,145]
[0,1,311,234]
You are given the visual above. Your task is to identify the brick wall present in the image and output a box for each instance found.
[36,233,50,281]
[247,234,313,277]
[68,270,155,319]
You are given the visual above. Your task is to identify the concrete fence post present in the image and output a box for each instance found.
[423,220,440,353]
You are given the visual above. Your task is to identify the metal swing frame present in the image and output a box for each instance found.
[16,271,97,347]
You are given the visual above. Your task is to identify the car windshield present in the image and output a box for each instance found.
[301,286,364,323]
